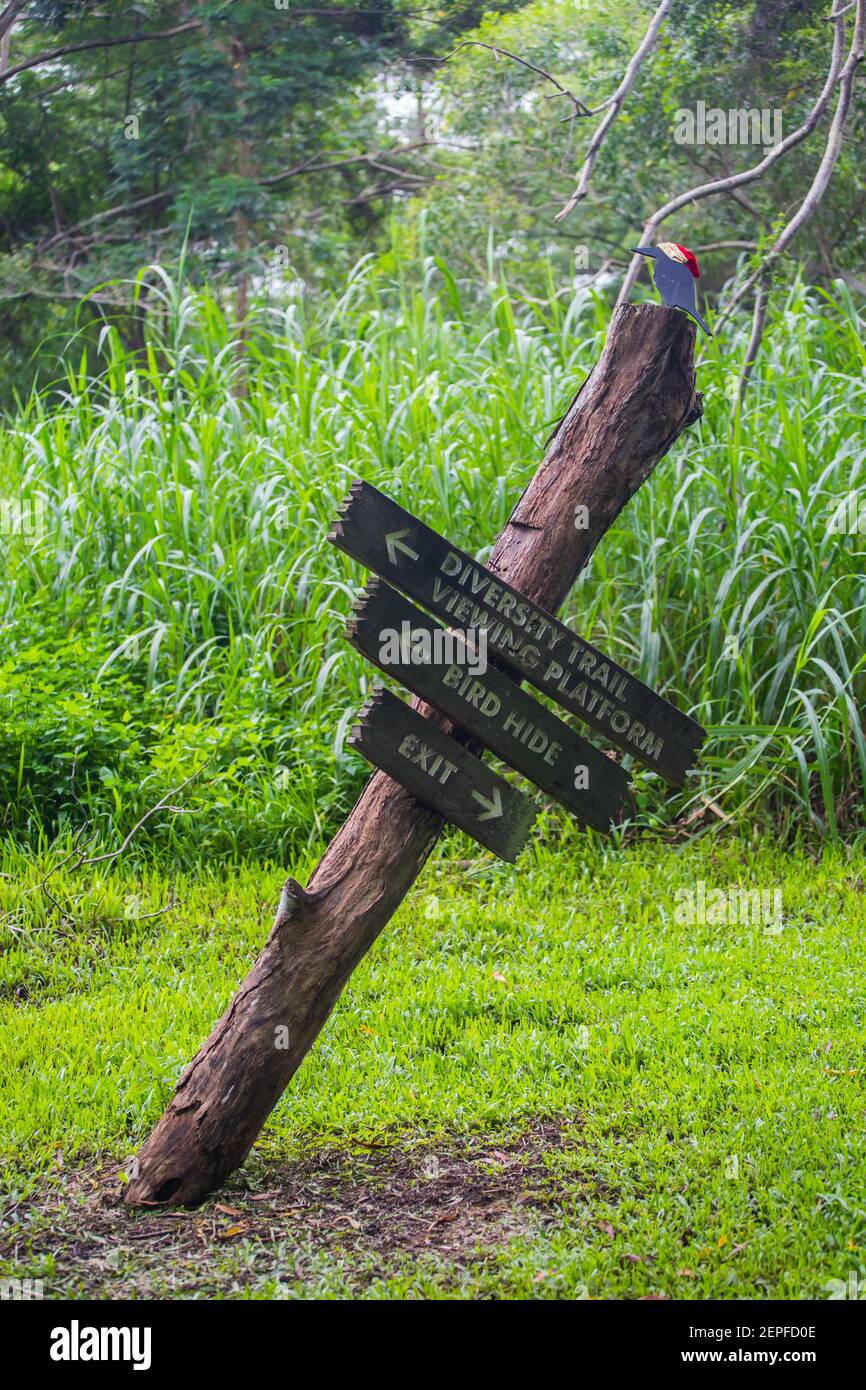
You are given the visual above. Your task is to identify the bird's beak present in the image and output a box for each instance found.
[631,246,654,257]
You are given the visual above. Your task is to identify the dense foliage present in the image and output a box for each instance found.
[2,247,864,862]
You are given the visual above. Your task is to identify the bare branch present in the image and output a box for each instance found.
[717,0,865,335]
[27,751,201,927]
[257,140,432,188]
[695,240,759,252]
[432,39,595,119]
[837,268,866,294]
[78,762,210,869]
[0,15,214,86]
[0,0,26,72]
[38,822,97,908]
[682,146,773,227]
[616,0,854,307]
[36,191,174,254]
[737,280,769,408]
[108,898,183,925]
[555,0,673,222]
[0,0,26,43]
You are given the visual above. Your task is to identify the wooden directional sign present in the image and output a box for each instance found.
[346,579,631,834]
[330,480,706,785]
[348,687,536,862]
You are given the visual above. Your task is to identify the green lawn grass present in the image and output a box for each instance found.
[2,831,864,1299]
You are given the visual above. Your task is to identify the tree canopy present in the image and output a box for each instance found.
[0,0,863,401]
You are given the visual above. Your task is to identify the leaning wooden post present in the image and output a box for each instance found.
[125,303,701,1207]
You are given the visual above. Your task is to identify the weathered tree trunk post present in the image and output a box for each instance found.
[125,304,701,1207]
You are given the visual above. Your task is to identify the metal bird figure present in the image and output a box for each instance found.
[544,240,711,447]
[631,242,713,336]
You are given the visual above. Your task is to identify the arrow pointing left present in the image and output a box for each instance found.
[385,529,419,565]
[471,787,503,821]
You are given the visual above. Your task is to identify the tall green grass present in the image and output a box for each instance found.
[1,251,864,862]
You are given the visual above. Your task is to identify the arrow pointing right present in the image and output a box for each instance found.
[385,529,420,565]
[471,787,503,821]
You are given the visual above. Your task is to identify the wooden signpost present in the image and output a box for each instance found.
[330,484,706,860]
[124,303,707,1209]
[330,479,705,786]
[348,687,536,862]
[345,577,630,836]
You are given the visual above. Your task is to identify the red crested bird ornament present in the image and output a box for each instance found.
[545,239,711,445]
[632,241,713,336]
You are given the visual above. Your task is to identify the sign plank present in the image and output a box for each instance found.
[329,480,705,785]
[348,687,536,862]
[346,579,631,834]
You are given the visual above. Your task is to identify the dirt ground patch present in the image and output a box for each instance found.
[3,1117,596,1297]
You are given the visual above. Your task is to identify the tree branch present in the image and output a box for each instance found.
[78,762,209,868]
[0,2,437,85]
[256,141,432,188]
[0,16,212,85]
[555,0,673,222]
[615,0,853,307]
[718,0,865,339]
[0,0,26,44]
[432,39,595,120]
[36,191,175,253]
[0,0,26,72]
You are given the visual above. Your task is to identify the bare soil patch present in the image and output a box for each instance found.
[2,1117,597,1297]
